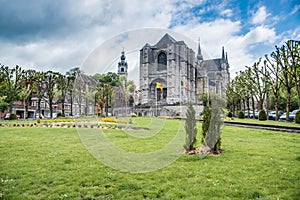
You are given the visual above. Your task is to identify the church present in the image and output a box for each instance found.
[139,33,230,107]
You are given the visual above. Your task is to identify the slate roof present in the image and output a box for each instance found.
[77,73,97,87]
[202,59,222,71]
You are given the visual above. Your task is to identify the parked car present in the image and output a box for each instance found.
[279,110,298,122]
[46,113,57,119]
[247,111,258,119]
[2,113,20,120]
[268,111,283,120]
[35,114,44,119]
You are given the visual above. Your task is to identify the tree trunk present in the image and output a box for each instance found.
[275,97,279,121]
[252,96,255,119]
[49,97,53,118]
[286,91,291,122]
[9,101,13,113]
[61,97,65,117]
[259,95,264,110]
[105,94,109,116]
[247,97,250,119]
[38,98,41,118]
[70,92,73,116]
[25,97,29,119]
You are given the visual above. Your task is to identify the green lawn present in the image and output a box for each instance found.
[232,118,300,127]
[0,118,299,199]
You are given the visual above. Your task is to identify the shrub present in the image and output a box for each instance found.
[37,118,41,123]
[9,114,17,120]
[202,95,224,152]
[238,111,244,119]
[258,110,267,121]
[227,112,233,118]
[295,110,300,124]
[57,112,62,118]
[101,117,117,123]
[202,105,211,145]
[184,102,197,151]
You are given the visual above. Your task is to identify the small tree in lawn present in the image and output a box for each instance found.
[184,102,197,151]
[202,94,224,153]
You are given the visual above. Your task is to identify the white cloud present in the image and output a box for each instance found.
[291,4,300,15]
[221,9,233,17]
[243,26,277,44]
[251,6,270,25]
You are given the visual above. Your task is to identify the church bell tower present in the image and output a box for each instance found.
[117,49,128,77]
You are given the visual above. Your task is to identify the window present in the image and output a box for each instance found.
[163,88,167,99]
[158,52,167,71]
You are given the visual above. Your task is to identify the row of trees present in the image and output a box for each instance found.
[0,64,135,119]
[0,65,81,118]
[226,40,300,121]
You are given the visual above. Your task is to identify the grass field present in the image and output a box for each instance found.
[232,118,300,127]
[0,118,299,199]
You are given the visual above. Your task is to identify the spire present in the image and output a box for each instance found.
[225,52,228,63]
[197,37,203,60]
[222,46,225,61]
[226,52,230,70]
[120,47,126,61]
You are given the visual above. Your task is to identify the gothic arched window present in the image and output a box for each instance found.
[158,52,167,71]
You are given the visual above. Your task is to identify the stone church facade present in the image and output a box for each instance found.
[139,33,230,106]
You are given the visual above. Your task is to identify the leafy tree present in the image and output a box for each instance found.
[20,69,38,119]
[265,54,283,120]
[66,67,80,116]
[0,96,9,112]
[95,72,119,116]
[44,71,59,118]
[34,71,46,119]
[0,65,23,113]
[184,102,197,151]
[271,42,295,121]
[286,40,300,109]
[246,58,269,111]
[56,73,68,116]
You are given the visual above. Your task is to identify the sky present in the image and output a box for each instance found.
[0,0,299,84]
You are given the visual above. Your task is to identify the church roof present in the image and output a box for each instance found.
[153,33,177,48]
[202,58,222,71]
[77,73,97,87]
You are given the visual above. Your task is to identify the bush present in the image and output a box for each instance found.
[227,112,233,118]
[9,114,17,120]
[57,112,62,118]
[202,105,211,145]
[101,117,117,123]
[238,111,244,119]
[184,102,197,151]
[295,110,300,124]
[258,110,267,121]
[37,118,41,123]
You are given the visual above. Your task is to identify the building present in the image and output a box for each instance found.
[139,33,230,107]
